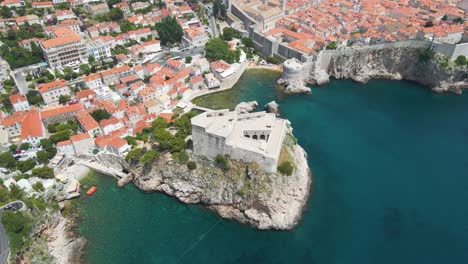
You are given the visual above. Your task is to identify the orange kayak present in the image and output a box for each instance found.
[86,186,98,196]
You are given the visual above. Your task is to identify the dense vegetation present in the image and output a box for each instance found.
[204,38,240,63]
[0,25,45,69]
[125,111,201,167]
[277,161,293,176]
[155,16,183,46]
[91,109,111,122]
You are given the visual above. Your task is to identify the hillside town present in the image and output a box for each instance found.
[0,0,466,262]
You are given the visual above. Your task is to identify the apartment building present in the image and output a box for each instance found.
[87,40,112,61]
[40,28,87,70]
[37,79,71,106]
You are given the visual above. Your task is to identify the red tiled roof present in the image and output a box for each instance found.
[41,103,84,118]
[70,132,91,142]
[9,93,27,104]
[37,79,68,93]
[57,139,72,147]
[21,110,44,139]
[75,111,99,131]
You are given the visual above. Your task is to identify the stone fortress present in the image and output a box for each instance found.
[191,109,287,173]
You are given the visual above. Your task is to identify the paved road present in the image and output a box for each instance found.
[13,70,29,95]
[0,222,7,264]
[0,201,27,264]
[209,15,219,38]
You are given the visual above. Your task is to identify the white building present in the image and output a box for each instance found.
[183,27,209,47]
[84,73,103,89]
[71,133,95,156]
[9,94,30,112]
[204,73,220,89]
[191,110,287,173]
[40,28,87,70]
[37,79,71,106]
[87,40,112,61]
[57,140,75,155]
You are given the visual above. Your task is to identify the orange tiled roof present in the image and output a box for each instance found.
[21,110,44,140]
[37,79,69,93]
[70,132,91,142]
[41,103,84,118]
[75,111,99,131]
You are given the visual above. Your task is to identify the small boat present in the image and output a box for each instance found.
[86,186,98,196]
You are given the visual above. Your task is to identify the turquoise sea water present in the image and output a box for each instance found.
[76,71,468,264]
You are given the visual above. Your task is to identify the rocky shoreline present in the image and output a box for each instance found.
[132,138,311,230]
[279,47,467,94]
[46,212,87,264]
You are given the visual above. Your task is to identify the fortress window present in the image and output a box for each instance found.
[252,135,258,140]
[260,135,266,140]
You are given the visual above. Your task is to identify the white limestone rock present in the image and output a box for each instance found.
[133,139,312,230]
[235,101,258,114]
[264,101,279,116]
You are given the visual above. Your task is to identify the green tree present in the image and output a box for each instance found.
[441,15,448,21]
[326,41,337,50]
[140,150,160,164]
[36,151,49,164]
[39,138,52,149]
[1,6,12,18]
[59,94,71,105]
[424,20,433,27]
[277,161,293,175]
[455,55,467,66]
[91,109,111,122]
[241,37,254,48]
[0,152,16,169]
[0,188,9,203]
[8,184,24,200]
[125,148,144,165]
[185,56,192,64]
[453,18,464,24]
[108,7,124,21]
[49,130,71,144]
[187,160,197,170]
[215,154,229,171]
[26,90,43,106]
[266,56,280,64]
[155,16,184,46]
[9,144,17,153]
[19,143,30,150]
[176,151,189,162]
[419,47,435,62]
[204,38,240,63]
[31,166,54,179]
[222,27,235,41]
[151,117,168,130]
[79,64,91,75]
[16,159,36,173]
[55,2,70,9]
[32,182,44,192]
[1,210,32,255]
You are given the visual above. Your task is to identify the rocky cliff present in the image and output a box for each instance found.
[132,138,311,230]
[308,47,468,93]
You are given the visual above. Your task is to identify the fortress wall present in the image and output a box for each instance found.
[448,42,468,60]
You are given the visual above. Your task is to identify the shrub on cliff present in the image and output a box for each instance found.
[31,166,54,179]
[455,55,467,66]
[187,161,197,170]
[419,47,435,62]
[140,150,160,165]
[126,148,144,165]
[1,210,33,256]
[215,154,230,171]
[277,161,293,176]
